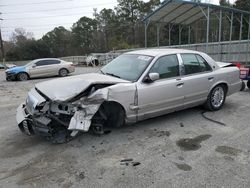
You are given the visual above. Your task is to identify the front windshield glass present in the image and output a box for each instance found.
[25,60,36,67]
[101,54,153,82]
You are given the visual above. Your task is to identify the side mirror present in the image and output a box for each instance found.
[32,65,36,68]
[144,73,159,83]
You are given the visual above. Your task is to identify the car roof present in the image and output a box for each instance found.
[33,58,62,61]
[125,48,201,57]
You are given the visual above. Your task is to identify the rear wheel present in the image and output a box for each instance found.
[204,85,226,111]
[247,81,250,89]
[240,81,246,91]
[59,68,68,77]
[17,72,29,81]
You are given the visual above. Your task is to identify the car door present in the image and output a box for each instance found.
[27,60,49,78]
[47,60,61,75]
[179,53,215,108]
[136,54,185,121]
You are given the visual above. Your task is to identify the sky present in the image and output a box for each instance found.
[0,0,236,41]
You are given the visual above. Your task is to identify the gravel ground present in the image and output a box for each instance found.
[0,67,250,188]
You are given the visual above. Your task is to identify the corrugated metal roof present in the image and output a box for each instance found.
[143,0,250,25]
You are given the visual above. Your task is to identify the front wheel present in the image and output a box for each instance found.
[17,72,29,81]
[204,85,226,111]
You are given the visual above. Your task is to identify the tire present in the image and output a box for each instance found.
[204,85,226,111]
[96,102,125,128]
[17,72,29,81]
[240,81,246,91]
[247,81,250,89]
[58,68,68,77]
[108,106,125,128]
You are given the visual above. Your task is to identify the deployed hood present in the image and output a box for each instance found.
[35,73,129,101]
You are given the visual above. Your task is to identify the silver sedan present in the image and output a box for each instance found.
[16,49,241,142]
[5,58,75,81]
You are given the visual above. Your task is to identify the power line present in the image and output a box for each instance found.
[2,22,74,28]
[2,2,116,14]
[0,0,73,7]
[3,11,94,20]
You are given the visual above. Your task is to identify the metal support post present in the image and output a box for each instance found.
[239,14,243,41]
[206,7,210,52]
[179,25,183,45]
[229,12,233,42]
[156,23,160,47]
[169,24,171,46]
[247,16,250,64]
[144,19,150,48]
[218,10,222,42]
[188,26,191,44]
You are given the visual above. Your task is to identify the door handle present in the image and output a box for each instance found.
[176,82,184,88]
[208,77,214,81]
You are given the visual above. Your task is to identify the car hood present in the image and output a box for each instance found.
[35,73,130,101]
[6,65,25,73]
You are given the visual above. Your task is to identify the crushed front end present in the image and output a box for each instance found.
[16,86,106,143]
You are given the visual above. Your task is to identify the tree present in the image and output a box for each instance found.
[219,0,231,7]
[234,0,250,11]
[96,8,118,51]
[42,26,72,57]
[71,16,98,54]
[10,28,34,45]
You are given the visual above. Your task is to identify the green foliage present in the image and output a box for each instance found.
[42,26,72,57]
[5,0,162,60]
[234,0,250,11]
[71,16,98,54]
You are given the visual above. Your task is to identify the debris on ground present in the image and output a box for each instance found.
[120,158,141,167]
[201,111,226,126]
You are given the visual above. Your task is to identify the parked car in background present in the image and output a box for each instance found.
[0,63,5,69]
[16,49,241,143]
[5,58,75,81]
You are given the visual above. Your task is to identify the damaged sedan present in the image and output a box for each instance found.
[16,49,241,143]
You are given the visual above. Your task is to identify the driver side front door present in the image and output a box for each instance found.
[136,54,185,121]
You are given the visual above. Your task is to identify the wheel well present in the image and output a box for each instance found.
[17,72,29,78]
[218,83,228,94]
[59,68,68,72]
[101,101,126,116]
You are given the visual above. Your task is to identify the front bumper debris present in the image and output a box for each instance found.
[5,72,17,81]
[16,104,74,143]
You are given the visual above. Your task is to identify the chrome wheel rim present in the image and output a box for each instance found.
[60,69,67,76]
[211,87,224,108]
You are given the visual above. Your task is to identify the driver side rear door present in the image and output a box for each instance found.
[136,54,185,121]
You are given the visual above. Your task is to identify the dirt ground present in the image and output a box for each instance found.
[0,67,250,188]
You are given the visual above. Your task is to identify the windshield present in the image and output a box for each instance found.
[101,54,153,82]
[25,60,36,67]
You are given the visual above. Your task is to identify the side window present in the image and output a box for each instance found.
[49,60,60,65]
[195,55,212,72]
[181,54,211,75]
[149,54,179,79]
[35,60,60,66]
[35,60,48,66]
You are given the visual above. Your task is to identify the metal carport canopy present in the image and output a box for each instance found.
[143,0,250,25]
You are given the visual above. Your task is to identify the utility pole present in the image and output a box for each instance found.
[0,16,4,65]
